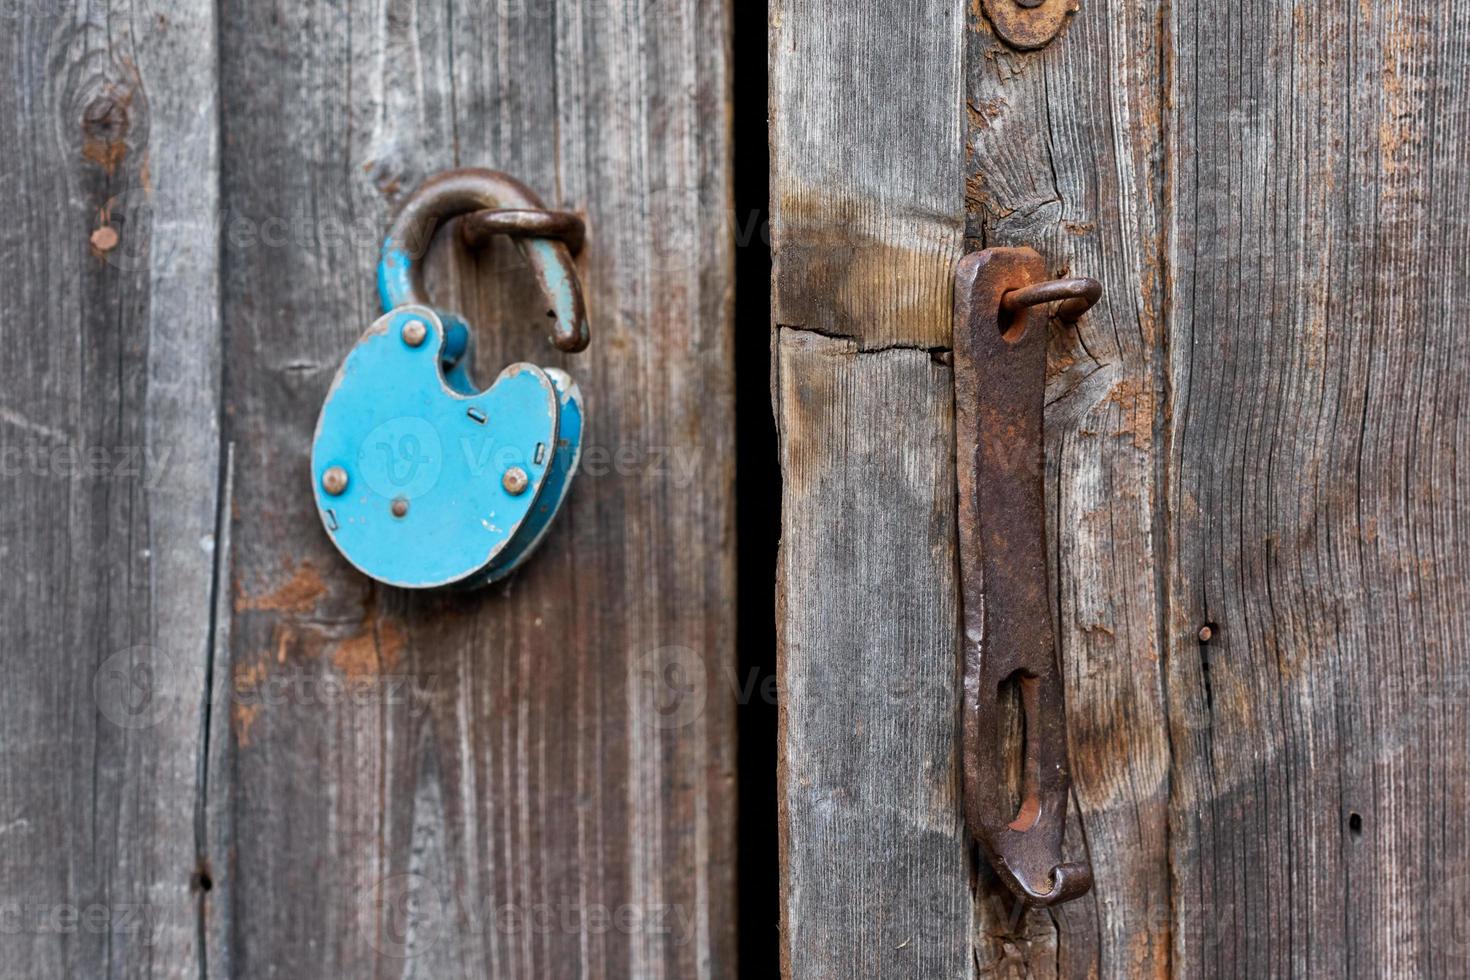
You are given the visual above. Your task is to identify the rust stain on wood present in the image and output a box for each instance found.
[967,97,1007,130]
[235,561,328,614]
[330,620,406,679]
[227,613,406,748]
[1377,16,1424,171]
[232,703,260,748]
[80,79,136,176]
[231,660,268,748]
[1047,342,1078,376]
[967,0,990,35]
[82,137,128,175]
[1104,377,1154,450]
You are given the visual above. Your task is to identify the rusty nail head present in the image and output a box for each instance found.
[91,226,119,252]
[402,320,428,347]
[1198,625,1215,643]
[391,498,409,518]
[982,0,1080,51]
[502,467,530,496]
[321,466,349,496]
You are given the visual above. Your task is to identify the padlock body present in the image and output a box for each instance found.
[311,306,558,589]
[469,368,585,586]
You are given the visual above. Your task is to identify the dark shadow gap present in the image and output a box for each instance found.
[732,2,779,976]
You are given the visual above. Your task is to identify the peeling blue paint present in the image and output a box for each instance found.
[471,369,585,585]
[314,226,586,590]
[310,307,560,589]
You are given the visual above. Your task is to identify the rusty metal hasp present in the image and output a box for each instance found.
[952,247,1100,907]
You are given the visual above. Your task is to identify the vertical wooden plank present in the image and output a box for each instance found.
[1163,0,1470,976]
[776,334,972,978]
[215,0,735,977]
[0,0,221,976]
[771,0,974,975]
[779,0,1470,975]
[774,0,1173,974]
[964,2,1171,977]
[771,0,967,350]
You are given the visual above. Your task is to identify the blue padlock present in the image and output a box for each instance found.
[311,169,589,589]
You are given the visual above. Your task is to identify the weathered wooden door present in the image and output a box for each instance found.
[773,0,1470,976]
[7,0,1470,976]
[3,1,734,977]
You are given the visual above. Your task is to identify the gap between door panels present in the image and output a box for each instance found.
[731,0,780,975]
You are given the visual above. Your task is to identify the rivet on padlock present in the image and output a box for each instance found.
[310,169,588,589]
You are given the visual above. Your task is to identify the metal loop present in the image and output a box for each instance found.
[1000,277,1102,323]
[379,168,590,353]
[461,208,586,256]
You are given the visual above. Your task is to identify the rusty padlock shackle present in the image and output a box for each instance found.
[378,168,590,353]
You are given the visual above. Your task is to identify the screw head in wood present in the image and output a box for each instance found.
[391,497,410,518]
[402,320,428,347]
[321,465,349,496]
[1198,624,1215,644]
[502,466,529,496]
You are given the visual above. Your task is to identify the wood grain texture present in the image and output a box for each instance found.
[965,2,1171,976]
[0,1,222,977]
[774,0,1169,975]
[1162,1,1470,976]
[779,0,1470,977]
[213,1,735,977]
[776,330,973,979]
[770,0,966,349]
[770,0,979,975]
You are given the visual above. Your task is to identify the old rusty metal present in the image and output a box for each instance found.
[1000,277,1102,322]
[981,0,1080,51]
[460,207,586,256]
[953,247,1101,907]
[380,168,589,353]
